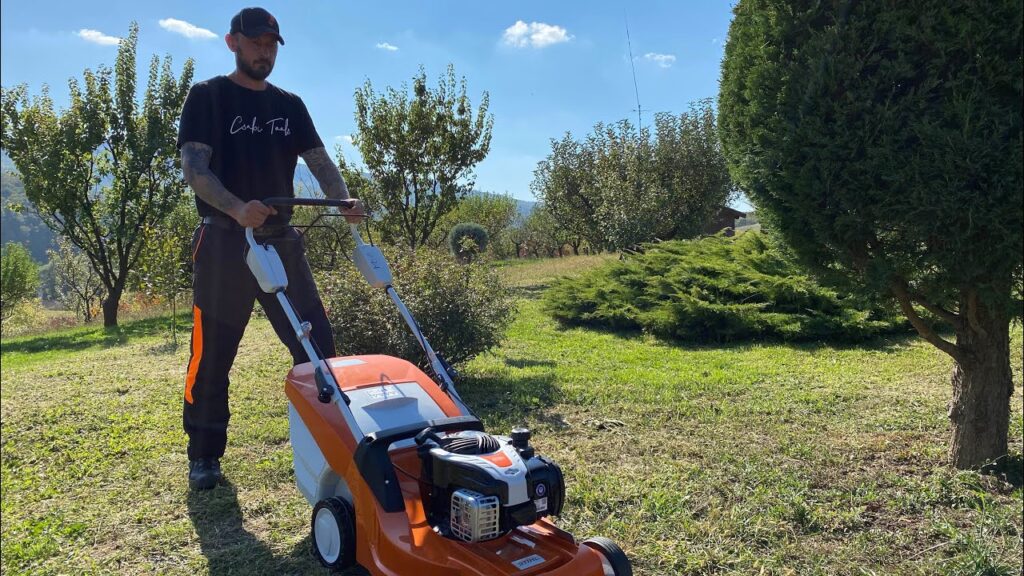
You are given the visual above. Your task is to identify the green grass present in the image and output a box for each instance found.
[2,255,1022,575]
[495,253,619,292]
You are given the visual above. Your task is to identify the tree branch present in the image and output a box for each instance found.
[899,282,962,328]
[890,280,968,363]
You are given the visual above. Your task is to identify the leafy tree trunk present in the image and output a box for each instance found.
[949,302,1013,469]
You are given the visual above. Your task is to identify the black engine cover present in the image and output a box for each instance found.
[416,430,566,540]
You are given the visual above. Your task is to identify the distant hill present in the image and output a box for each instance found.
[513,198,536,217]
[1,160,56,262]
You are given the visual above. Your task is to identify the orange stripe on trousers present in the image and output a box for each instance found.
[184,305,203,404]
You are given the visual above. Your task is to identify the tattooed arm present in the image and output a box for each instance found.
[301,146,363,222]
[180,141,275,227]
[300,146,350,200]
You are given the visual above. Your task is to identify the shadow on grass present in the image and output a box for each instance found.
[503,357,557,369]
[458,371,566,430]
[287,536,370,576]
[1,314,189,355]
[981,453,1024,489]
[509,284,551,299]
[187,479,312,575]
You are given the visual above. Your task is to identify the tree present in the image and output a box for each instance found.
[448,222,488,263]
[1,23,194,327]
[719,0,1023,468]
[433,192,517,255]
[0,242,37,334]
[532,100,735,250]
[506,213,528,258]
[524,204,568,258]
[352,65,493,249]
[651,102,735,239]
[136,197,198,344]
[531,133,603,250]
[48,237,105,323]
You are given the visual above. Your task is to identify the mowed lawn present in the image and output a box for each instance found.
[2,255,1022,576]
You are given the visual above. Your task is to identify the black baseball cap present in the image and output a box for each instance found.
[230,7,284,45]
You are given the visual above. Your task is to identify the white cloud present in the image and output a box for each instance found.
[644,52,676,68]
[334,135,355,145]
[159,18,217,40]
[76,29,120,46]
[375,42,399,52]
[502,20,572,49]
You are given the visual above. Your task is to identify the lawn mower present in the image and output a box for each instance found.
[246,197,633,575]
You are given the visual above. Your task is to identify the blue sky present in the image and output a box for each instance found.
[1,1,737,203]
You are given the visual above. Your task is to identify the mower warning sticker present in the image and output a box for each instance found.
[534,497,548,512]
[512,554,545,570]
[366,385,402,400]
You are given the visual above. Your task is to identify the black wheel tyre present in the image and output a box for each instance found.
[311,497,356,571]
[582,537,632,576]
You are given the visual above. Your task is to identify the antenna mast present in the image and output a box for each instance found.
[625,13,643,129]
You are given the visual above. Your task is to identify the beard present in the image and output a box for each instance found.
[236,53,274,81]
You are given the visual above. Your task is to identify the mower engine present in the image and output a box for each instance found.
[415,427,565,543]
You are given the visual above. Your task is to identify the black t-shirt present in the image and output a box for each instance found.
[176,75,323,224]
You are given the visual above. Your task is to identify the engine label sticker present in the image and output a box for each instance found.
[512,554,545,570]
[534,497,548,512]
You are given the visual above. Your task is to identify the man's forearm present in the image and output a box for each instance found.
[301,146,350,200]
[181,142,243,217]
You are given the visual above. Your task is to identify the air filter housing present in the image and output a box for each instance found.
[450,488,501,542]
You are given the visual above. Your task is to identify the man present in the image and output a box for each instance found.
[177,7,360,490]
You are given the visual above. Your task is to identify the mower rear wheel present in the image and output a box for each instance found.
[582,537,632,576]
[311,497,356,570]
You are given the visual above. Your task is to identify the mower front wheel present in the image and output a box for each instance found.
[311,497,356,571]
[582,537,632,576]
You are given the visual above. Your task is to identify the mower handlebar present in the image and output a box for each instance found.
[262,196,359,210]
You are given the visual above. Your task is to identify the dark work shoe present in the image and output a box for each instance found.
[188,458,222,490]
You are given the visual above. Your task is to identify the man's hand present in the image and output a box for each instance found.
[230,200,277,228]
[340,199,366,224]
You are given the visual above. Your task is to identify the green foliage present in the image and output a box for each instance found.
[543,232,905,342]
[718,0,1023,333]
[448,222,488,262]
[532,99,735,250]
[135,197,198,342]
[522,203,570,257]
[352,65,494,249]
[317,247,515,366]
[433,192,517,257]
[0,242,38,331]
[505,213,529,258]
[0,23,194,327]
